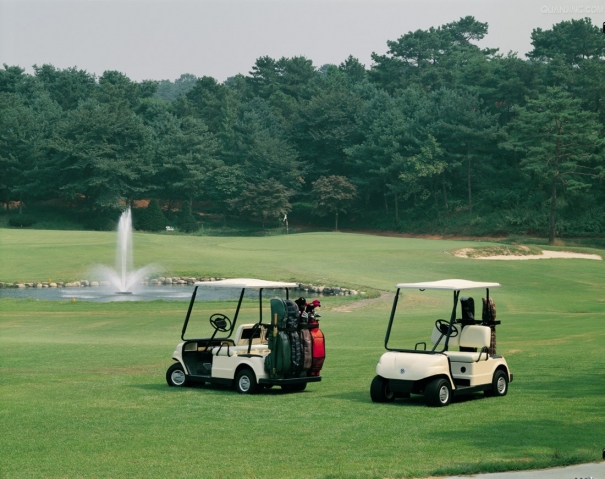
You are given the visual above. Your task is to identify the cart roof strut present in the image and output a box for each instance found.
[396,279,501,291]
[194,278,298,289]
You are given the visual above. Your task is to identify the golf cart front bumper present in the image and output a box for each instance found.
[377,351,451,381]
[259,376,322,386]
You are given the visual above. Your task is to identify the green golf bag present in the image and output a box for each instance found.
[285,299,303,375]
[265,298,291,378]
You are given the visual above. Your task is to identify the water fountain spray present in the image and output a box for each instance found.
[96,208,156,294]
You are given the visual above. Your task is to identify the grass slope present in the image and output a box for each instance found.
[1,231,604,478]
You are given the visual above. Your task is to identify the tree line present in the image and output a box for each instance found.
[1,16,604,242]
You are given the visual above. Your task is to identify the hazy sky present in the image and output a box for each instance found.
[1,0,603,82]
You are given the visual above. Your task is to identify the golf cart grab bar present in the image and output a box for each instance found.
[215,341,232,357]
[415,342,427,350]
[247,323,263,354]
[476,346,489,362]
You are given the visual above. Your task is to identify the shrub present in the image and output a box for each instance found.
[177,202,198,233]
[9,214,37,227]
[85,216,117,231]
[134,199,166,232]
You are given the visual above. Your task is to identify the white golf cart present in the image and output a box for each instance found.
[371,279,513,407]
[166,278,322,394]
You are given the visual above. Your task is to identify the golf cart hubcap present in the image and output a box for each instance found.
[239,375,251,391]
[439,385,449,403]
[497,376,506,393]
[171,370,185,385]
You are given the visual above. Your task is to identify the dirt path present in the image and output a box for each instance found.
[331,290,392,312]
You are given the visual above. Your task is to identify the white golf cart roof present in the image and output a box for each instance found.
[194,278,298,289]
[396,279,501,291]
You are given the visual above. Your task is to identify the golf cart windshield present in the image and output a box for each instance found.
[385,279,501,353]
[181,278,298,341]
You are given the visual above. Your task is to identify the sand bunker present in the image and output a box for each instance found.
[454,248,602,261]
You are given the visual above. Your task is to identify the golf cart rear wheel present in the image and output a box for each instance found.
[234,368,259,394]
[370,375,395,403]
[282,383,307,393]
[485,370,508,397]
[166,363,188,387]
[425,378,452,407]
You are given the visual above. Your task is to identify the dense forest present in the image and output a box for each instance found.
[1,17,605,243]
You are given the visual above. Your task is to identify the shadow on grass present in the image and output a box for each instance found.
[133,381,315,396]
[523,374,605,399]
[324,389,487,406]
[428,417,601,476]
[133,382,235,394]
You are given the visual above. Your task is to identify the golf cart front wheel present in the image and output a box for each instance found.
[235,368,259,394]
[485,370,508,397]
[425,378,452,407]
[166,363,188,387]
[370,375,395,403]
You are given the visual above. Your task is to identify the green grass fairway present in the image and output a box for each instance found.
[1,231,604,478]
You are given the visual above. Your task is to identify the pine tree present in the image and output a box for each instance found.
[504,87,605,243]
[136,199,166,232]
[177,201,198,233]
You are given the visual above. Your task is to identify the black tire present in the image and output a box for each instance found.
[425,378,452,407]
[234,368,259,394]
[282,382,307,393]
[485,370,508,397]
[370,375,395,403]
[166,362,188,387]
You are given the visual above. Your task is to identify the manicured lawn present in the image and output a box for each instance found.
[1,231,604,478]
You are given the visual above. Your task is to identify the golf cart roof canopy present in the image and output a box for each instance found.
[193,278,298,289]
[396,279,501,291]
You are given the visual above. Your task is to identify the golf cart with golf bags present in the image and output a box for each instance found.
[166,278,325,394]
[371,279,513,407]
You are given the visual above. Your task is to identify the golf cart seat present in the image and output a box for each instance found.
[444,325,491,363]
[236,324,268,346]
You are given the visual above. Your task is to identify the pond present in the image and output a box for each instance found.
[0,284,323,303]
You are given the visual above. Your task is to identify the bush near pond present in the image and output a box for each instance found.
[8,214,37,227]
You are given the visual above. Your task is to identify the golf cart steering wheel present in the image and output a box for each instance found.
[435,319,459,338]
[209,313,231,332]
